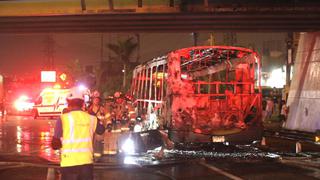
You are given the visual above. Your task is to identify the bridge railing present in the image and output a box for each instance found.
[1,0,320,16]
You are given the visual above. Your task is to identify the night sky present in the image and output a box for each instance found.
[0,33,203,77]
[0,32,287,77]
[0,33,101,76]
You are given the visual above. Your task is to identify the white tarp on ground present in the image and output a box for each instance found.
[285,32,320,132]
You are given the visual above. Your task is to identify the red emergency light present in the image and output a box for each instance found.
[41,71,56,83]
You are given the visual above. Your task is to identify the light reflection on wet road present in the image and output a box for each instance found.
[0,115,59,162]
[0,115,319,179]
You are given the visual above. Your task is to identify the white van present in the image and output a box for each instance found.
[33,88,71,119]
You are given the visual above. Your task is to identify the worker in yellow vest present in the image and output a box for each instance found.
[51,94,105,180]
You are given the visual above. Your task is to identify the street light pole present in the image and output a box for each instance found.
[100,34,104,62]
[286,32,293,86]
[123,63,126,89]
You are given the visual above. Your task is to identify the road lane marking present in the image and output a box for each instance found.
[199,161,243,180]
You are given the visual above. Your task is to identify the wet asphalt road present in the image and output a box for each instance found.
[0,115,319,180]
[0,115,58,162]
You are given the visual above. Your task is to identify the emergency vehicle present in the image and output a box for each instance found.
[33,88,71,119]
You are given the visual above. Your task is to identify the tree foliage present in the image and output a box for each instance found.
[103,37,138,93]
[107,37,138,64]
[66,59,84,85]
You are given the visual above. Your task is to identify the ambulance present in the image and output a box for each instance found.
[32,88,71,119]
[33,86,90,119]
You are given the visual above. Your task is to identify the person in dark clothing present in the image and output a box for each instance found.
[87,97,105,119]
[87,96,105,157]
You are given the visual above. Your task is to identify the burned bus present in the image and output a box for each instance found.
[130,46,262,144]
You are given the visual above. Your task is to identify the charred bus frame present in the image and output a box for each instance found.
[131,46,262,144]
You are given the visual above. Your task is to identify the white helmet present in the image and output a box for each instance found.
[67,86,88,100]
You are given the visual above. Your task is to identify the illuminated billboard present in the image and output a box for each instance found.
[41,71,56,82]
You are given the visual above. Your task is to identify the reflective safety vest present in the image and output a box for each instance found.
[60,110,97,167]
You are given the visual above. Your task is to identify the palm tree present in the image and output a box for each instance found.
[66,59,84,84]
[107,37,138,90]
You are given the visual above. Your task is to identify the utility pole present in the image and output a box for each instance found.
[286,32,293,86]
[43,35,55,70]
[135,33,140,62]
[192,32,198,46]
[122,56,126,89]
[210,32,215,46]
[283,32,294,102]
[100,34,104,62]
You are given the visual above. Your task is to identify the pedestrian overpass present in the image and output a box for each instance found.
[0,0,320,33]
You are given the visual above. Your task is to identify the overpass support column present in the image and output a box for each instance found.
[285,32,320,132]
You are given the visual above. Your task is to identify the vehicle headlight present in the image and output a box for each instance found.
[14,96,34,111]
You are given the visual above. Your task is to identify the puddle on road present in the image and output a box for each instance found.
[0,116,60,162]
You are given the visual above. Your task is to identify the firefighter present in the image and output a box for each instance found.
[110,91,126,130]
[103,100,112,130]
[51,93,105,180]
[113,92,125,120]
